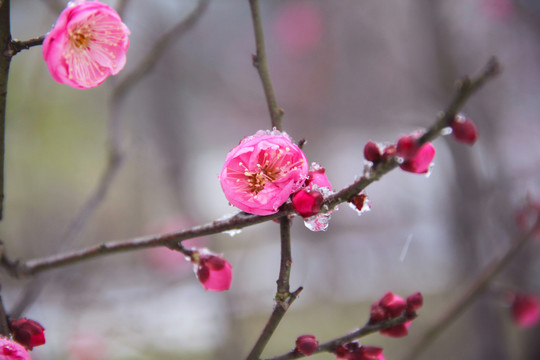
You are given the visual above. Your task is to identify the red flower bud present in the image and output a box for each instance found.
[194,250,233,292]
[406,292,424,313]
[450,114,478,145]
[295,334,318,356]
[510,292,540,328]
[380,322,410,338]
[335,342,385,360]
[10,318,45,350]
[379,291,406,318]
[396,135,420,160]
[364,141,382,163]
[399,142,435,174]
[292,189,324,218]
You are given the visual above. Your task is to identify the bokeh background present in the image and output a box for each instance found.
[3,0,540,359]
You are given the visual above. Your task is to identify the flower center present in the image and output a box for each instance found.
[228,147,304,198]
[69,25,93,50]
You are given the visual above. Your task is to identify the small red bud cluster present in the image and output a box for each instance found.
[9,318,46,350]
[369,291,423,338]
[449,114,478,145]
[364,134,435,175]
[295,334,319,356]
[334,341,384,360]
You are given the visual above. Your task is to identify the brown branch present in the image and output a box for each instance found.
[8,35,45,57]
[0,0,11,221]
[266,313,417,360]
[249,0,283,131]
[402,216,540,360]
[0,57,500,278]
[112,0,210,102]
[245,217,299,360]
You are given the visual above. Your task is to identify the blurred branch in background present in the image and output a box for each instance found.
[403,209,540,360]
[7,0,211,318]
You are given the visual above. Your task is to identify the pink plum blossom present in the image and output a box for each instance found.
[0,337,31,360]
[43,0,130,89]
[193,249,233,292]
[397,134,435,174]
[220,130,308,215]
[510,293,540,328]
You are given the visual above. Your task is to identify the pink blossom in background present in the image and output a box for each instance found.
[0,337,31,360]
[10,318,45,350]
[68,333,107,360]
[273,1,324,57]
[143,216,206,274]
[43,0,130,89]
[220,130,308,215]
[194,249,233,292]
[480,0,514,20]
[510,293,540,328]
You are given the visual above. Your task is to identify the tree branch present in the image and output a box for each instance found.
[0,58,500,278]
[7,35,45,57]
[266,313,417,360]
[0,0,11,221]
[248,0,283,131]
[112,0,210,102]
[245,217,300,360]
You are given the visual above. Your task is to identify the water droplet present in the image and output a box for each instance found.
[440,127,452,136]
[304,213,331,232]
[224,229,242,237]
[424,163,435,178]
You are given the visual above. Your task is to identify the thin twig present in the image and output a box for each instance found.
[402,216,540,360]
[248,0,283,131]
[112,0,210,102]
[8,36,45,57]
[266,313,417,360]
[245,217,298,360]
[0,0,12,221]
[0,58,500,278]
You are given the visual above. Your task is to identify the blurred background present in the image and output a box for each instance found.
[3,0,540,359]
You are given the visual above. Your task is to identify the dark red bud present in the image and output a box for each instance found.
[350,194,368,212]
[381,144,396,161]
[292,189,324,218]
[202,255,226,270]
[450,115,478,145]
[380,323,409,338]
[406,292,424,313]
[364,141,382,163]
[295,334,318,356]
[369,304,387,323]
[396,135,420,160]
[10,318,46,350]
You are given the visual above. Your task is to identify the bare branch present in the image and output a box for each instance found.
[266,313,417,360]
[112,0,210,102]
[0,58,500,278]
[248,0,283,131]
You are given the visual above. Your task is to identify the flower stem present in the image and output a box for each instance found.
[248,0,283,131]
[246,217,301,360]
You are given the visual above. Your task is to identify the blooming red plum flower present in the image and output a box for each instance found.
[295,334,319,356]
[0,337,31,360]
[510,292,540,328]
[193,249,233,292]
[220,130,308,215]
[43,0,130,89]
[10,318,45,350]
